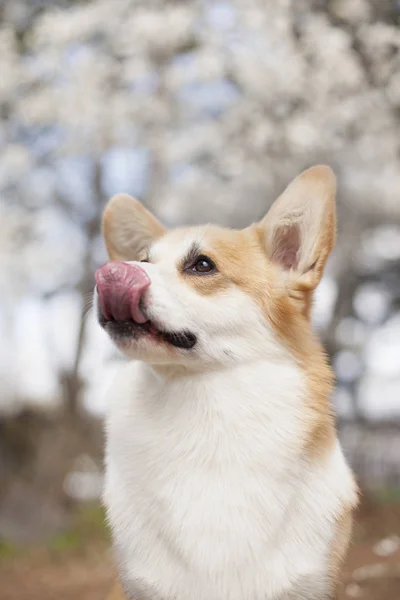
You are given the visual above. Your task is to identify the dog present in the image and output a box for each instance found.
[96,166,358,600]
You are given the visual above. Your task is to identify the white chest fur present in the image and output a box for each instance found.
[104,360,355,600]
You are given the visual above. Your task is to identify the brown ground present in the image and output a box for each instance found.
[0,496,399,600]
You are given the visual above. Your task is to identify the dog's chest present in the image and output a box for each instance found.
[104,363,343,599]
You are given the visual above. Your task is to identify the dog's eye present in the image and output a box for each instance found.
[192,256,216,274]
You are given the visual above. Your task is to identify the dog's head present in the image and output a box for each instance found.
[95,166,336,368]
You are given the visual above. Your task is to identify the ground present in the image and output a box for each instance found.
[0,495,399,600]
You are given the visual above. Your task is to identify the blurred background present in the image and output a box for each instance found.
[0,0,399,598]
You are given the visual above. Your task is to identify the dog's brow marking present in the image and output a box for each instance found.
[181,242,201,270]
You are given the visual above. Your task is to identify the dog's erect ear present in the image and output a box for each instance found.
[259,165,336,293]
[102,194,166,261]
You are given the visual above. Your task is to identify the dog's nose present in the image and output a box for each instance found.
[95,261,151,323]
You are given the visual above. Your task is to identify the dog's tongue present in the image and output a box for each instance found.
[95,262,151,323]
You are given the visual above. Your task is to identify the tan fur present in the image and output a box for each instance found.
[265,287,336,460]
[103,193,166,261]
[179,225,272,297]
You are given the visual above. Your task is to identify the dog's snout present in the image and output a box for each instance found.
[95,261,151,323]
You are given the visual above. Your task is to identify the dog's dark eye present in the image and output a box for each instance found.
[192,256,216,274]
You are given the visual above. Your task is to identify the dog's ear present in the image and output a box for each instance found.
[102,194,166,261]
[259,165,336,298]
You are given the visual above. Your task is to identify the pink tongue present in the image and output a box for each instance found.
[95,262,151,323]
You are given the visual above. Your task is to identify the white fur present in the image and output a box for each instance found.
[104,360,355,600]
[100,230,357,600]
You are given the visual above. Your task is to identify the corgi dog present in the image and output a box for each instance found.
[96,166,358,600]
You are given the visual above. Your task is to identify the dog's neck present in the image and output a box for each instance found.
[125,356,308,426]
[145,337,306,383]
[143,354,295,383]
